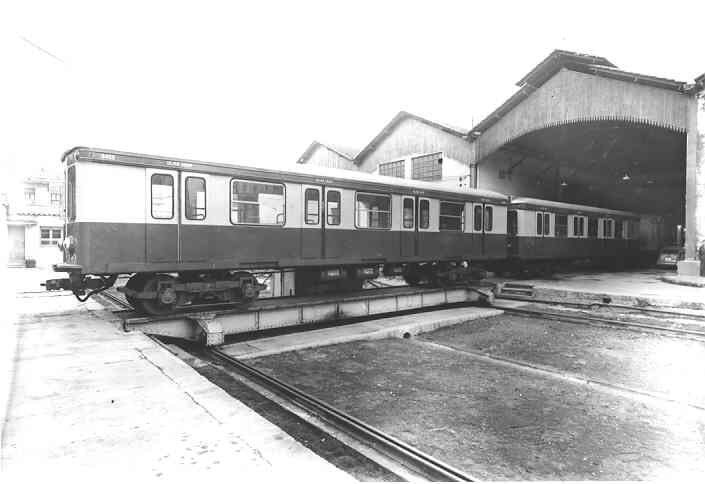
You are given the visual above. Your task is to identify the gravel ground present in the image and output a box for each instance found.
[248,321,705,480]
[422,313,705,407]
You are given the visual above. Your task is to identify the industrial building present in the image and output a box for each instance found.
[297,50,705,276]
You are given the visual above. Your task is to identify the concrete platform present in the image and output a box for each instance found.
[223,306,503,359]
[493,269,705,312]
[1,270,353,479]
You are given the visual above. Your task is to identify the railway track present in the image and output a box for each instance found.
[497,293,705,322]
[499,305,705,341]
[207,347,477,482]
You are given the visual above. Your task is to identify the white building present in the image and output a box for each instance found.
[4,170,64,268]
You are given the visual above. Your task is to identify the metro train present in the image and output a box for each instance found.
[44,147,662,314]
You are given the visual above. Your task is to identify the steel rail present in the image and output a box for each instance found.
[497,294,705,321]
[209,348,477,482]
[500,306,705,339]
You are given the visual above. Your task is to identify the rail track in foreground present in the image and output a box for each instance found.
[206,347,477,482]
[498,305,705,341]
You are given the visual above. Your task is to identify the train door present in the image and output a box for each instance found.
[472,203,486,255]
[400,196,417,257]
[146,168,179,263]
[301,185,323,259]
[507,210,518,257]
[179,173,209,262]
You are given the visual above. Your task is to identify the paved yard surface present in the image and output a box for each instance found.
[248,315,705,480]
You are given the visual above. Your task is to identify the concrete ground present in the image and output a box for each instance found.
[492,269,705,310]
[247,313,705,480]
[1,269,352,479]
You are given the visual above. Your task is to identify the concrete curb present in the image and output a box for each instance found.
[225,307,503,359]
[659,275,705,288]
[531,286,705,311]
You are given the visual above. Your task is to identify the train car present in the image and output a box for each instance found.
[44,147,509,313]
[502,197,642,274]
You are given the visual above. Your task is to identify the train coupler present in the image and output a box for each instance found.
[42,278,73,291]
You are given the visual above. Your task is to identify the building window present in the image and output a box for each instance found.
[326,190,341,225]
[151,174,174,219]
[185,177,206,220]
[439,201,464,231]
[555,214,568,238]
[50,192,62,205]
[411,153,443,181]
[41,227,62,245]
[231,179,285,225]
[419,199,430,229]
[355,193,391,229]
[305,188,320,225]
[402,198,414,229]
[379,160,405,178]
[24,187,36,203]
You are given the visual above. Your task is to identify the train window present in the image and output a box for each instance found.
[588,218,598,238]
[484,206,493,232]
[419,199,430,229]
[355,193,391,229]
[543,213,550,236]
[326,190,341,225]
[440,201,464,231]
[573,216,585,237]
[185,177,206,220]
[230,179,285,225]
[473,205,483,231]
[151,173,174,219]
[555,214,568,238]
[507,210,518,236]
[614,220,623,239]
[305,188,320,225]
[67,165,76,222]
[603,219,614,238]
[536,213,543,235]
[403,198,414,229]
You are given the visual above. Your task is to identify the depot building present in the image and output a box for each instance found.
[297,50,705,276]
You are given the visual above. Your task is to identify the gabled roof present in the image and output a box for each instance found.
[353,111,470,164]
[296,140,358,164]
[469,50,688,140]
[517,49,616,87]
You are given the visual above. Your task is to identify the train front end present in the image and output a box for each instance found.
[42,148,117,300]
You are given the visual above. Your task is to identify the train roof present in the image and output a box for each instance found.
[510,197,641,218]
[63,146,509,203]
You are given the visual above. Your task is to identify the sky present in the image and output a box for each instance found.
[1,0,704,187]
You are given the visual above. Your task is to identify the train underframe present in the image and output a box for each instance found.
[44,260,490,315]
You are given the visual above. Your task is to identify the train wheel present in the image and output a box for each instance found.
[140,274,178,315]
[125,274,148,312]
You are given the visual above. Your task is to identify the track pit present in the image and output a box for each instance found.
[246,312,705,480]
